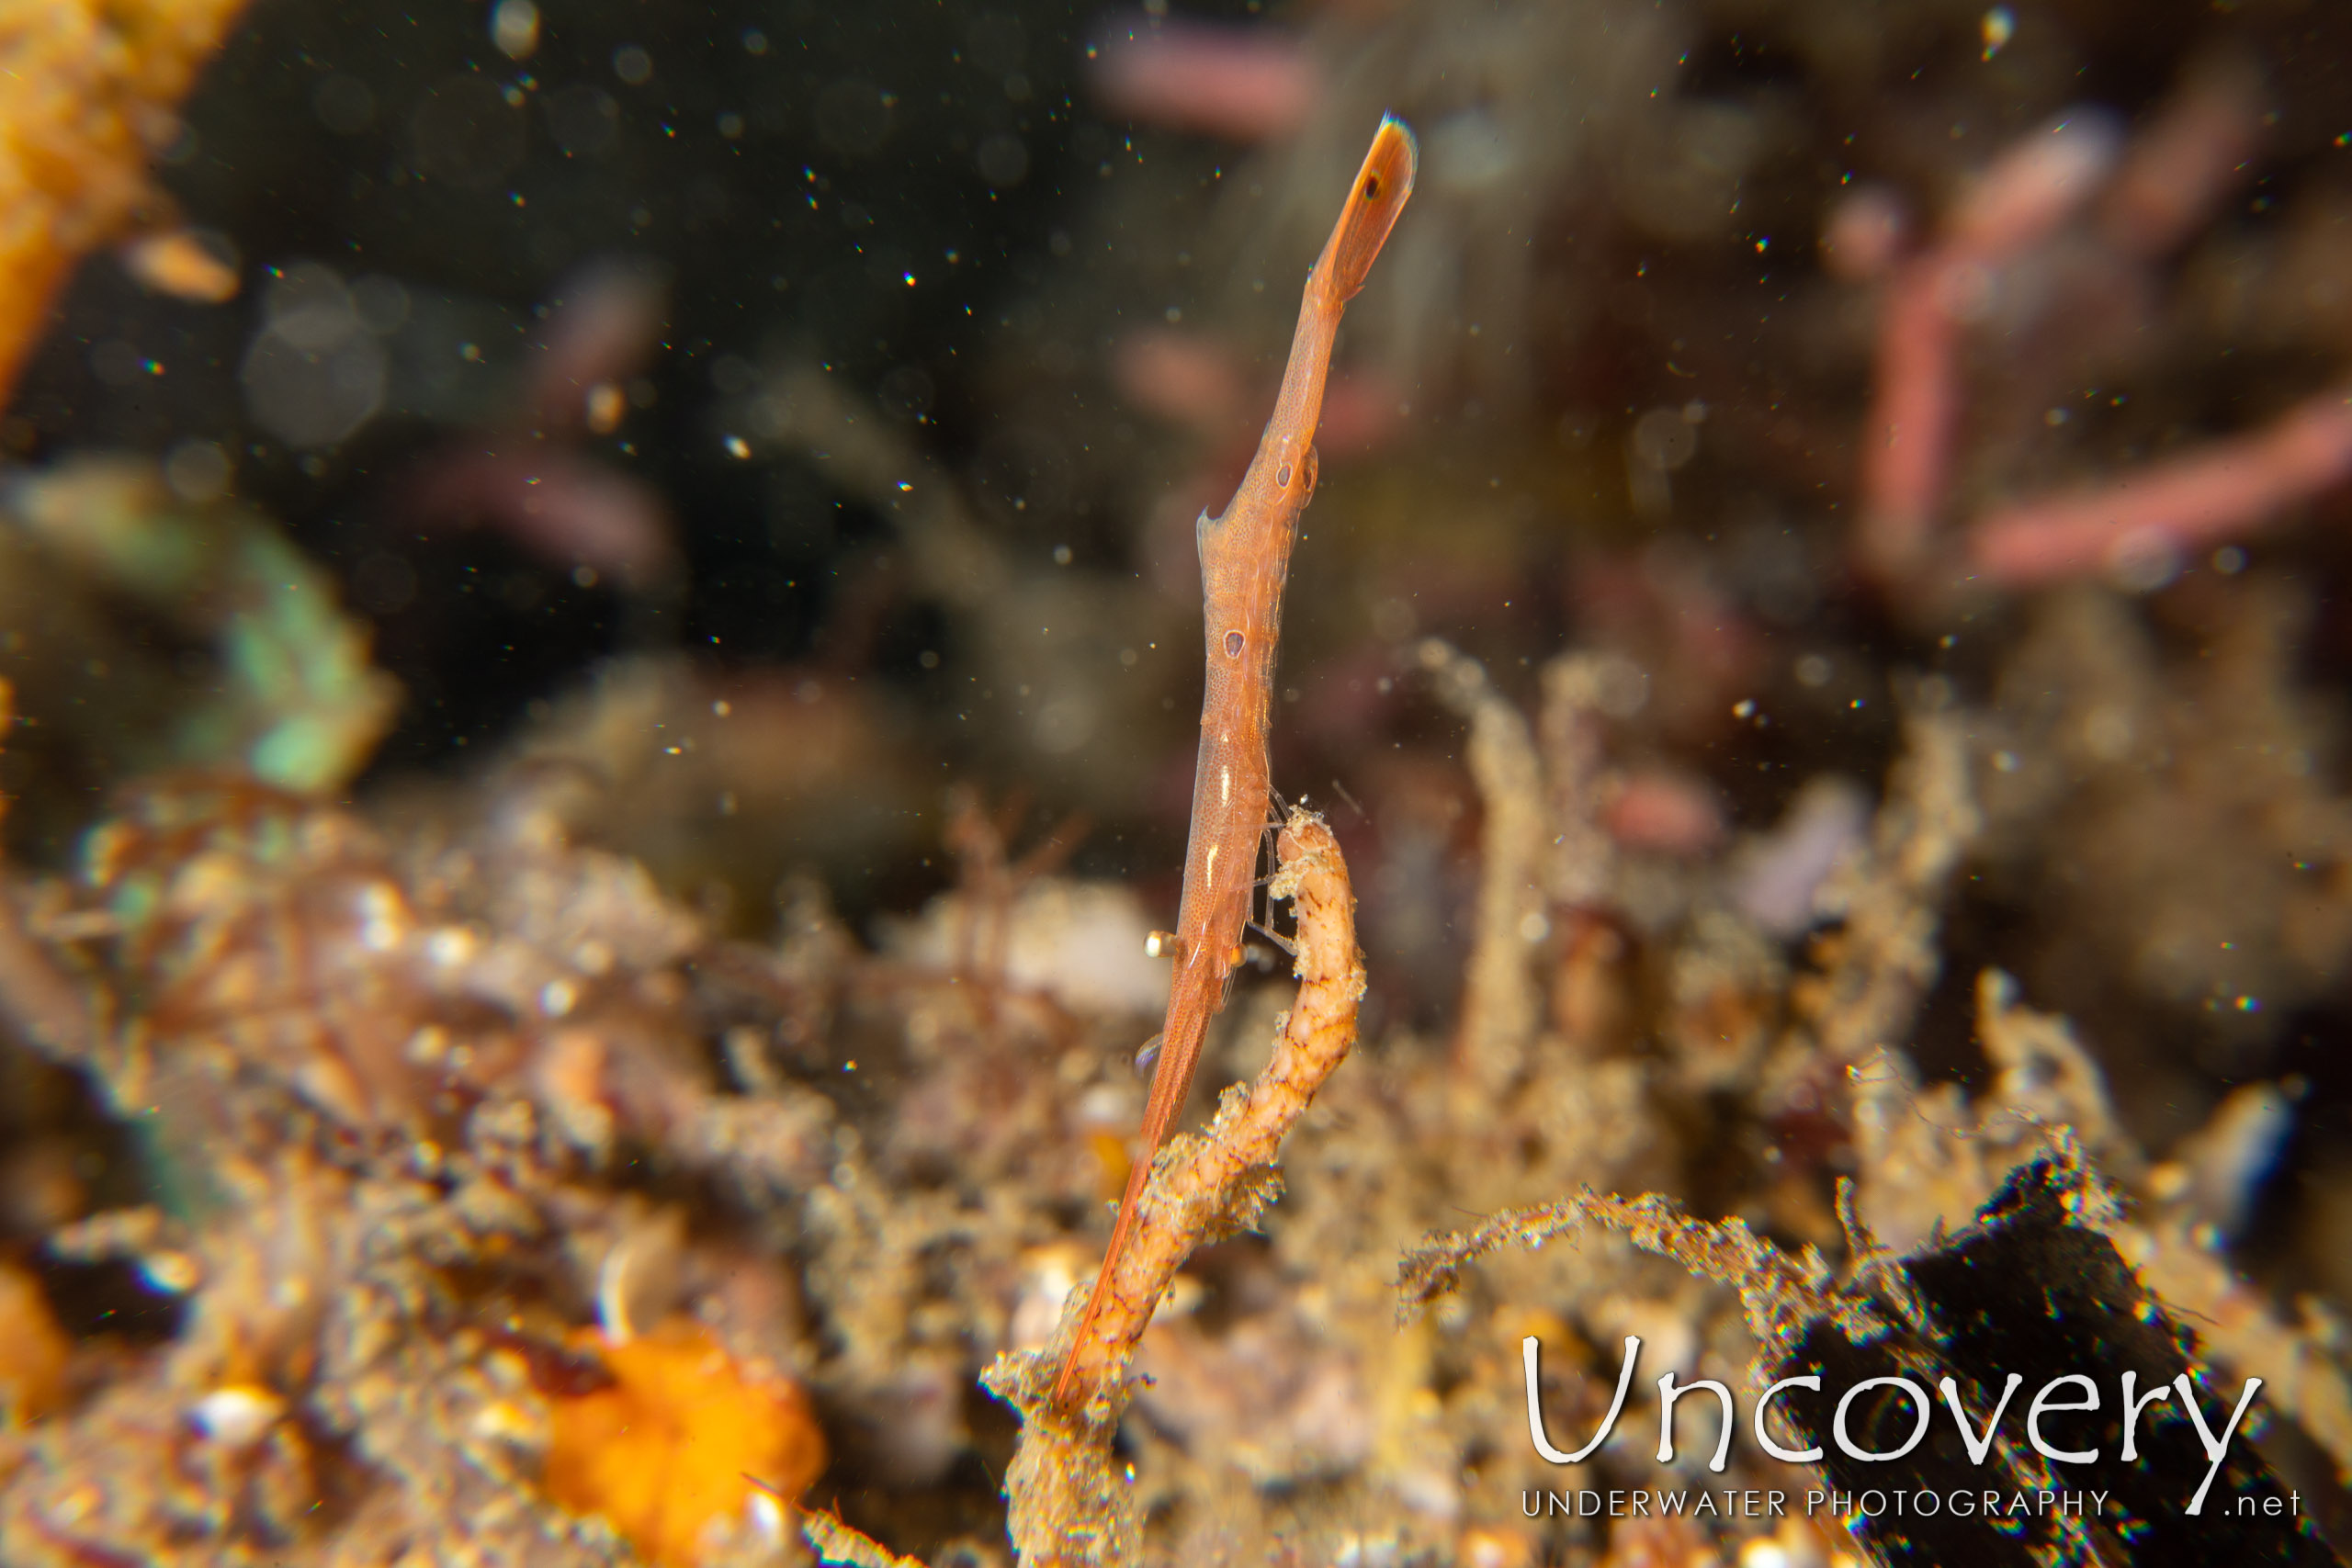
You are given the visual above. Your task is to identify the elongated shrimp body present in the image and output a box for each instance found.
[1053,116,1416,1405]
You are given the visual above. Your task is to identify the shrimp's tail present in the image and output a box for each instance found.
[1316,113,1419,305]
[1049,1150,1151,1405]
[1051,1002,1212,1405]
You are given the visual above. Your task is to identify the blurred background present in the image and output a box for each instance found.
[8,0,2352,1561]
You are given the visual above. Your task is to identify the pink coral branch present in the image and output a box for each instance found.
[1089,15,1318,142]
[1968,388,2352,588]
[1856,113,2122,586]
[1942,111,2122,258]
[1112,327,1248,433]
[404,446,677,589]
[526,262,666,435]
[2098,62,2262,258]
[1602,769,1724,858]
[1857,264,1966,583]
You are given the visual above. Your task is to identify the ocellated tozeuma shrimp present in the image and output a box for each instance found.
[1053,114,1416,1405]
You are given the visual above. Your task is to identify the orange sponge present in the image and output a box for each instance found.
[545,1318,825,1566]
[0,1261,70,1426]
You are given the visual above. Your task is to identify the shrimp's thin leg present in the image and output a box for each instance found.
[1249,920,1298,960]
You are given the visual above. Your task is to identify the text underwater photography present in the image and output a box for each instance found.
[1516,1331,2300,1527]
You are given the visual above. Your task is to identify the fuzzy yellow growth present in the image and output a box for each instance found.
[799,1507,934,1568]
[0,0,248,400]
[985,807,1365,1564]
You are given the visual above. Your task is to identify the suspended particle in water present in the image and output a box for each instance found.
[545,85,620,156]
[1982,6,2016,60]
[586,383,626,434]
[121,228,240,303]
[491,0,539,61]
[412,75,527,189]
[977,131,1029,187]
[313,73,375,135]
[164,439,232,503]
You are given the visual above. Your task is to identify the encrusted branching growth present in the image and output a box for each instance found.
[1397,1184,1868,1377]
[798,1506,932,1568]
[1850,969,2352,1486]
[1418,637,1546,1111]
[1404,1145,2340,1567]
[1760,688,1978,1107]
[983,807,1364,1565]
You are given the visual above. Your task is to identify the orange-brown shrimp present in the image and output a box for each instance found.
[1053,115,1416,1405]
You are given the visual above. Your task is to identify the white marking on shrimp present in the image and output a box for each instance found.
[1204,844,1219,887]
[1221,766,1231,805]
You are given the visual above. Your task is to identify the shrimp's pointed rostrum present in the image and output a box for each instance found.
[1053,115,1416,1406]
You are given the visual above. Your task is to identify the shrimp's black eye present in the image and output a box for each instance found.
[1224,630,1245,657]
[1363,175,1382,200]
[1276,463,1293,488]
